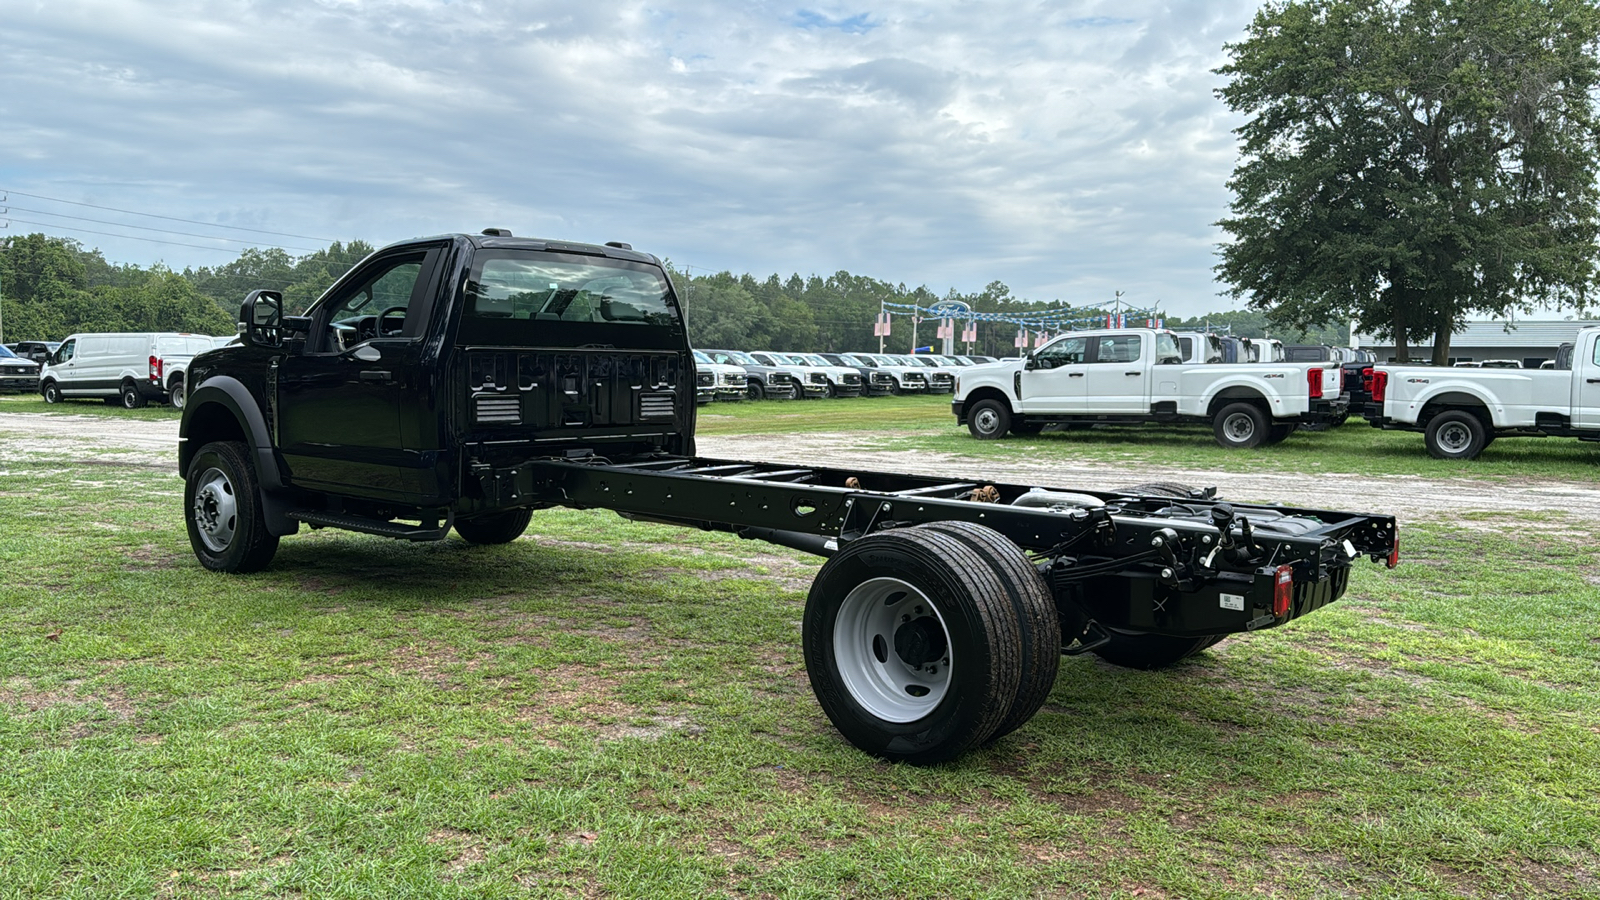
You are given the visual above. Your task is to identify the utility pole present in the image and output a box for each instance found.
[0,235,10,345]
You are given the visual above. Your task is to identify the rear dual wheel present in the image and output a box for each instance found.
[803,524,1057,763]
[1425,410,1489,460]
[455,508,533,544]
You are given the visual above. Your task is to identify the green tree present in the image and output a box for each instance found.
[1215,0,1600,364]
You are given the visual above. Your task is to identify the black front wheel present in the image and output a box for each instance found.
[185,441,279,573]
[168,376,186,410]
[455,509,533,545]
[966,398,1012,440]
[747,381,766,401]
[41,381,62,404]
[121,382,148,409]
[803,527,1023,764]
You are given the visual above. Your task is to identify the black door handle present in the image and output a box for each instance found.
[1588,378,1600,384]
[359,370,392,384]
[1125,371,1141,376]
[1068,372,1084,378]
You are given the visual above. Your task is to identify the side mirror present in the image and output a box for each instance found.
[240,290,285,349]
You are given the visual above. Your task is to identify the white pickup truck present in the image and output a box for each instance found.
[1361,326,1600,459]
[952,328,1346,448]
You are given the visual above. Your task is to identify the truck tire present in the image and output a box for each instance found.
[120,380,148,409]
[41,380,61,404]
[1115,482,1200,499]
[888,381,903,396]
[917,522,1060,745]
[747,381,766,401]
[1092,631,1223,670]
[967,398,1012,440]
[455,508,533,544]
[803,527,1023,764]
[1425,410,1488,460]
[1212,402,1267,449]
[185,440,279,573]
[1261,423,1296,446]
[169,376,186,410]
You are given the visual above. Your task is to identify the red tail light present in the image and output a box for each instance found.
[1370,370,1388,402]
[148,355,164,382]
[1360,366,1374,393]
[1387,537,1400,569]
[1273,564,1294,617]
[1307,368,1324,399]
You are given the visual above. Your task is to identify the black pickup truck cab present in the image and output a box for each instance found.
[180,231,1399,764]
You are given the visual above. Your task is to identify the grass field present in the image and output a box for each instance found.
[2,400,1599,898]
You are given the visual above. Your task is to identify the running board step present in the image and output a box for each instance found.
[286,509,454,541]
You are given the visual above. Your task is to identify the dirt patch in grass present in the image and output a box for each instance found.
[124,543,183,570]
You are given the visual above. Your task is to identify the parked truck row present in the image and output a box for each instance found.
[951,328,1348,449]
[1358,327,1600,459]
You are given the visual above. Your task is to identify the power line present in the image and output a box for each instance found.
[0,188,337,242]
[3,218,273,254]
[3,205,321,252]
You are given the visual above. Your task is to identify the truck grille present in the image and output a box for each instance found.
[639,391,675,420]
[697,371,714,387]
[474,395,521,424]
[844,373,861,386]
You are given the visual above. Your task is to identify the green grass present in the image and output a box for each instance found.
[698,393,1600,482]
[0,393,182,421]
[1,437,1597,897]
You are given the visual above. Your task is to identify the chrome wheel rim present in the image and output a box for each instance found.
[1438,422,1471,453]
[192,466,238,553]
[833,577,952,722]
[172,383,185,409]
[1224,412,1256,443]
[973,407,1000,435]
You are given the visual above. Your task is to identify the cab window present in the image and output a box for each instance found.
[55,340,76,364]
[1093,335,1142,363]
[317,253,429,351]
[1035,336,1088,365]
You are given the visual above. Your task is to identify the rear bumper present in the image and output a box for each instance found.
[1296,398,1348,424]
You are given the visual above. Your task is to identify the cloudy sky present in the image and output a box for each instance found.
[1,0,1264,316]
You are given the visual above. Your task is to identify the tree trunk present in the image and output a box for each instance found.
[1431,320,1452,367]
[1392,302,1410,363]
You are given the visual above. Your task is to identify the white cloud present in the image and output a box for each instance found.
[0,0,1261,315]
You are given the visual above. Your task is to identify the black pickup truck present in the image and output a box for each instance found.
[180,230,1399,764]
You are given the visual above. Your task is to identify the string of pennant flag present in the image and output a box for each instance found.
[874,302,1164,347]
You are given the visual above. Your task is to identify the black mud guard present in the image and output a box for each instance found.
[181,377,300,537]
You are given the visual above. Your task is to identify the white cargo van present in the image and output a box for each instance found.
[39,333,219,408]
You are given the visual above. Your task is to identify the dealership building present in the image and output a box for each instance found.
[1353,318,1600,368]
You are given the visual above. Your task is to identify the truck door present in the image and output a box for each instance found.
[1084,334,1150,413]
[276,248,441,501]
[1018,335,1089,413]
[1576,333,1600,430]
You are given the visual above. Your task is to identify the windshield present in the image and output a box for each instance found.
[837,354,869,366]
[0,345,16,359]
[460,250,682,349]
[800,354,829,366]
[722,350,757,365]
[693,350,712,364]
